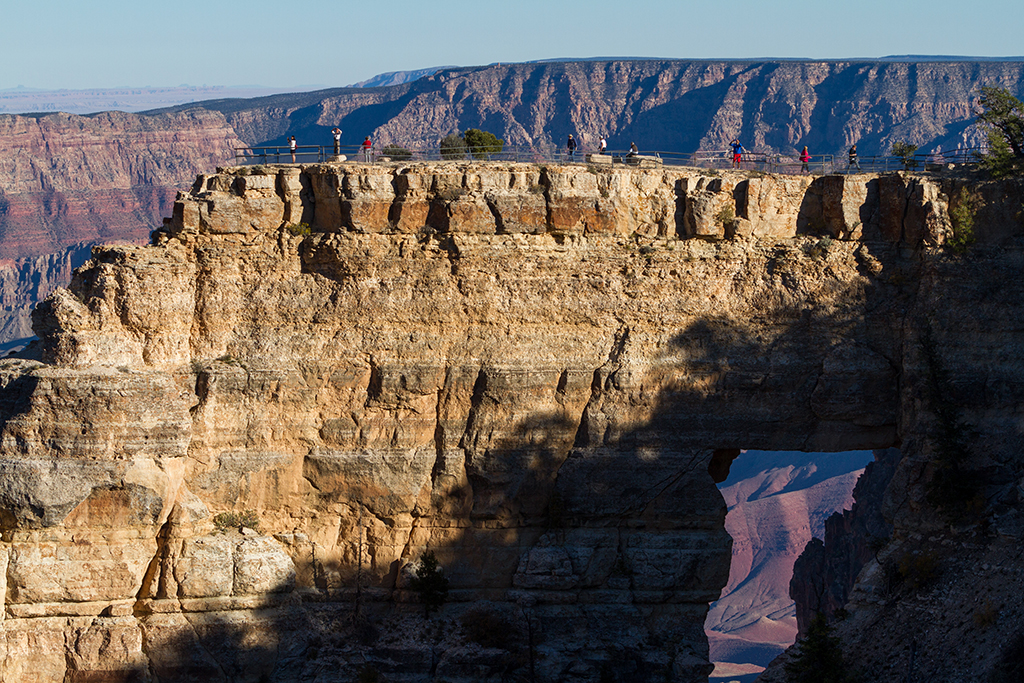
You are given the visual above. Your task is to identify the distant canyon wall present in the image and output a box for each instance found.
[200,60,1024,157]
[0,109,242,260]
[0,242,94,345]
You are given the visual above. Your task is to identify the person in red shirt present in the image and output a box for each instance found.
[362,136,372,162]
[800,146,810,173]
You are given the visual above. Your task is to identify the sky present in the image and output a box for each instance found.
[3,0,1023,91]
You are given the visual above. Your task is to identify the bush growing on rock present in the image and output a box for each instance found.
[213,509,260,532]
[891,141,919,169]
[463,128,504,159]
[381,145,412,161]
[440,133,467,160]
[948,187,980,253]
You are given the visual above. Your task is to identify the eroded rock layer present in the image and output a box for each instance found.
[2,161,1023,682]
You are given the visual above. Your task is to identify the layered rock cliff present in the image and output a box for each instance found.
[0,109,241,260]
[5,59,1022,346]
[2,159,1024,681]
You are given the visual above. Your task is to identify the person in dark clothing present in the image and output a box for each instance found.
[567,134,577,160]
[848,144,861,171]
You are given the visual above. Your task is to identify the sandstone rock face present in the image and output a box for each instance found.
[1,161,1023,681]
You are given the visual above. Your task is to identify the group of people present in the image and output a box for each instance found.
[564,134,642,160]
[730,138,863,173]
[564,133,613,159]
[285,129,373,162]
[284,129,865,173]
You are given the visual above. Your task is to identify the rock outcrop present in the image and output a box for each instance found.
[787,448,899,636]
[2,160,1024,681]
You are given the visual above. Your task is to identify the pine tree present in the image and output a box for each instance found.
[784,613,856,683]
[409,551,449,617]
[977,86,1024,177]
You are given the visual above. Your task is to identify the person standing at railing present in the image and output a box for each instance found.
[800,146,810,174]
[362,136,372,162]
[599,136,607,154]
[730,139,744,168]
[332,127,342,156]
[566,134,577,161]
[848,144,861,172]
[289,136,297,163]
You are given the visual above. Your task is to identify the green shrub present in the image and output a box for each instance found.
[409,551,449,616]
[891,141,919,169]
[440,133,467,160]
[285,222,311,236]
[463,128,504,159]
[897,551,939,591]
[948,187,980,254]
[381,145,412,161]
[804,236,833,259]
[714,205,735,227]
[213,510,260,532]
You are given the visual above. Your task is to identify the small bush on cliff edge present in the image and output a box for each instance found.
[890,141,919,168]
[440,133,467,160]
[381,145,412,161]
[947,187,981,254]
[463,128,504,160]
[891,141,919,169]
[213,510,260,532]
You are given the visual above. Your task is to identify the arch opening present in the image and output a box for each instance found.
[705,449,877,683]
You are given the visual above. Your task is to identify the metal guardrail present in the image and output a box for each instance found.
[233,144,988,175]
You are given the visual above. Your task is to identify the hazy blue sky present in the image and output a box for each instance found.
[4,0,1022,90]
